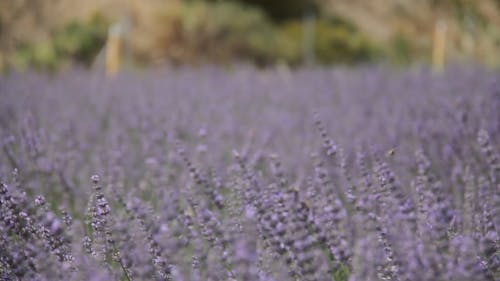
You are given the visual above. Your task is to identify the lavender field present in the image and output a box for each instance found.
[0,66,499,281]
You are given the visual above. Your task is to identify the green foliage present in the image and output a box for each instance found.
[178,1,283,64]
[315,20,378,64]
[13,13,108,71]
[53,13,108,64]
[281,17,379,65]
[233,0,318,21]
[11,1,380,69]
[14,41,59,71]
[151,1,378,66]
[389,33,412,65]
[333,264,350,281]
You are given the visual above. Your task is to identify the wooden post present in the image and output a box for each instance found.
[432,20,447,73]
[0,53,4,72]
[303,11,316,66]
[106,24,123,77]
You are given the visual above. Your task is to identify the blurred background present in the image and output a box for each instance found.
[1,0,500,72]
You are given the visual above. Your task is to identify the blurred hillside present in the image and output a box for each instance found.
[1,0,499,70]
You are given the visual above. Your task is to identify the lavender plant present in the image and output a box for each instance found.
[0,65,499,281]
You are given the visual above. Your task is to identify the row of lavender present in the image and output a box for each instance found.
[0,66,499,280]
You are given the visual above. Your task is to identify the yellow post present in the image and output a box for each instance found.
[0,53,4,72]
[432,20,447,73]
[105,25,122,77]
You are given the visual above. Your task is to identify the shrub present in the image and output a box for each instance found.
[13,13,108,71]
[131,0,284,66]
[280,17,380,64]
